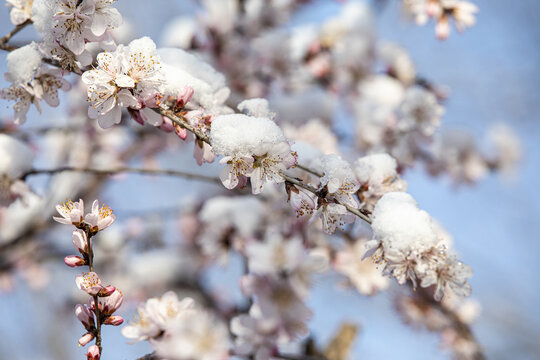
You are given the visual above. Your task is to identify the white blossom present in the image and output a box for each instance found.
[334,240,389,296]
[319,154,360,208]
[6,0,33,25]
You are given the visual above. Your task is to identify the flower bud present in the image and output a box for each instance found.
[101,289,123,315]
[87,344,100,360]
[103,315,124,326]
[75,304,95,330]
[78,332,95,346]
[98,285,116,297]
[64,255,86,268]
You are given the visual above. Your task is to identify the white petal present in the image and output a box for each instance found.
[140,107,162,126]
[97,105,122,128]
[115,74,135,88]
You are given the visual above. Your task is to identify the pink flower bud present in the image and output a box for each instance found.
[176,86,194,107]
[174,123,188,140]
[78,332,94,346]
[72,230,88,254]
[98,285,116,297]
[159,116,174,133]
[103,315,124,326]
[87,345,100,360]
[75,304,95,329]
[64,255,86,267]
[101,289,123,315]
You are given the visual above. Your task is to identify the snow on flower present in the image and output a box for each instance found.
[1,59,71,124]
[210,113,296,193]
[369,192,472,299]
[6,43,42,85]
[354,153,407,210]
[158,47,231,113]
[319,154,360,208]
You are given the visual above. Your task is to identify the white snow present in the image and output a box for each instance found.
[371,192,438,257]
[6,43,42,84]
[354,153,398,185]
[209,114,286,156]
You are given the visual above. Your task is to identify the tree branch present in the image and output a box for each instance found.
[0,19,32,51]
[21,166,221,184]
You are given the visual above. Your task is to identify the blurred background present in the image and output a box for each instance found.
[0,0,539,359]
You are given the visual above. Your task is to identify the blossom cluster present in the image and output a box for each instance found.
[0,1,516,359]
[209,110,297,194]
[54,199,122,360]
[367,192,473,301]
[403,0,478,39]
[0,43,71,124]
[32,0,122,67]
[122,291,230,360]
[81,37,164,128]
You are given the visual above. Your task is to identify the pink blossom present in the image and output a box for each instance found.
[193,140,215,166]
[289,187,316,218]
[175,86,194,108]
[84,200,115,232]
[219,155,253,190]
[76,272,103,296]
[53,199,85,226]
[75,304,95,329]
[100,289,124,315]
[72,230,88,254]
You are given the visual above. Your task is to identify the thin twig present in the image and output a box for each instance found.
[21,166,221,184]
[84,226,103,354]
[0,19,32,51]
[157,108,210,143]
[296,163,323,177]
